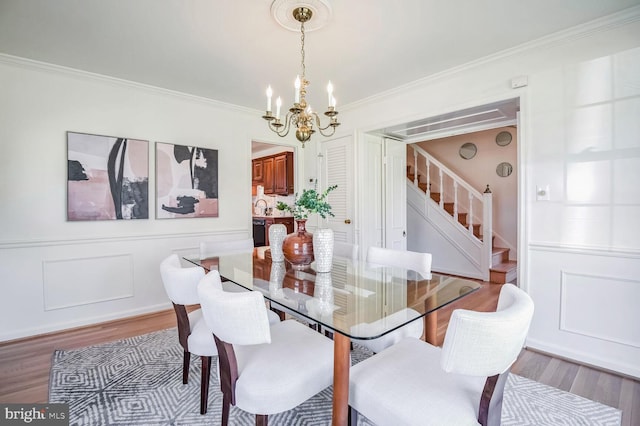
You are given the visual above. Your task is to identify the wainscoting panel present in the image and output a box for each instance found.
[43,254,134,311]
[0,229,250,341]
[527,244,640,378]
[560,271,640,348]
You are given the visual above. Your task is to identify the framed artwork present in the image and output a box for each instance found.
[156,142,219,218]
[67,131,149,221]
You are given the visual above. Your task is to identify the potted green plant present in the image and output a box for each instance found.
[282,185,337,220]
[281,184,337,268]
[275,201,290,217]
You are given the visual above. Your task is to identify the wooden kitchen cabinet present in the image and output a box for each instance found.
[273,152,294,195]
[262,156,275,194]
[252,151,294,196]
[252,159,264,183]
[275,216,294,234]
[264,216,295,246]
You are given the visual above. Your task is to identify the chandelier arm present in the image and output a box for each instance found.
[317,126,337,137]
[311,112,338,133]
[268,112,293,137]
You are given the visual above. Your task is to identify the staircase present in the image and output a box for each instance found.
[407,146,517,284]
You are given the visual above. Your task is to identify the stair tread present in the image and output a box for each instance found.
[492,247,509,254]
[490,260,517,272]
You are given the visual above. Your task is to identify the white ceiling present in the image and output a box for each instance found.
[1,0,638,138]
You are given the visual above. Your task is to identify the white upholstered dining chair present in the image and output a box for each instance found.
[199,238,257,294]
[197,270,334,426]
[160,254,217,414]
[349,246,431,353]
[160,253,279,415]
[349,283,534,426]
[333,241,359,261]
[199,238,254,259]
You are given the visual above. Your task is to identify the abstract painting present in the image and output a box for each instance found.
[67,132,149,221]
[156,142,219,218]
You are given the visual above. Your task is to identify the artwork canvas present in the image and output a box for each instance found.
[67,132,149,221]
[156,142,219,218]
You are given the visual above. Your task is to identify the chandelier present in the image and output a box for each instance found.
[262,6,340,147]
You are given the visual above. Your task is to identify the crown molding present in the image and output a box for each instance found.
[346,5,640,110]
[0,52,259,115]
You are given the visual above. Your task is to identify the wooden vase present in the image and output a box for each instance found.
[282,219,314,269]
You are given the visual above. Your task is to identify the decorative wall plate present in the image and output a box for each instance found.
[496,131,512,146]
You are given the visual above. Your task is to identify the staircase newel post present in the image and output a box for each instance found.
[482,186,493,282]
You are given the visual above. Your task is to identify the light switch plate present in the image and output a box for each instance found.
[536,185,550,201]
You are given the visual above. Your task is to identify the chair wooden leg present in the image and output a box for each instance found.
[182,350,190,384]
[349,406,358,426]
[478,371,509,426]
[200,356,212,415]
[255,414,268,426]
[221,394,231,426]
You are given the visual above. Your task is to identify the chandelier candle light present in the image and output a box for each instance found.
[262,6,340,147]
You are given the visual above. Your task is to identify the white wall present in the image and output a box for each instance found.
[345,11,640,377]
[0,56,299,340]
[1,9,639,379]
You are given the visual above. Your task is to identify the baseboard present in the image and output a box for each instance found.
[0,303,171,343]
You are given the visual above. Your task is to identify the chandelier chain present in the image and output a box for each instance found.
[300,21,306,79]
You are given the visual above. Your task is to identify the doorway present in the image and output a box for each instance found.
[251,141,297,246]
[363,97,521,282]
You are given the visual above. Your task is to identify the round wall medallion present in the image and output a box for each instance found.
[496,131,512,146]
[459,142,477,160]
[496,162,513,177]
[271,0,333,32]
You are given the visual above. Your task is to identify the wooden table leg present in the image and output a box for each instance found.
[425,311,437,344]
[332,332,350,426]
[425,292,438,345]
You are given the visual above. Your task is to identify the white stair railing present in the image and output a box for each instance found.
[408,145,493,280]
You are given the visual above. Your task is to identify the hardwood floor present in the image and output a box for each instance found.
[1,283,638,425]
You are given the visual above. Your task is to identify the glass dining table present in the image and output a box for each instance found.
[185,249,480,426]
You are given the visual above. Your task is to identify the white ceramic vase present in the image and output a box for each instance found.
[313,228,334,273]
[269,261,286,298]
[269,223,287,262]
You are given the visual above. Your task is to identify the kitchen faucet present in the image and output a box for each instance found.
[254,198,268,215]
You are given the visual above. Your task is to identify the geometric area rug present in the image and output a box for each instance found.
[49,328,622,426]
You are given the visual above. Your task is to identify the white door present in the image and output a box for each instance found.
[384,138,407,250]
[319,136,354,243]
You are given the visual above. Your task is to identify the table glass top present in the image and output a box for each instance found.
[184,251,480,340]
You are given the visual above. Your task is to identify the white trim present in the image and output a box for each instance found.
[0,303,171,343]
[0,53,257,114]
[345,5,640,111]
[529,242,640,258]
[0,229,248,249]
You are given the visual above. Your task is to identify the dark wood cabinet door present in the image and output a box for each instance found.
[253,151,293,196]
[273,152,294,195]
[274,217,294,234]
[262,157,275,194]
[252,159,263,183]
